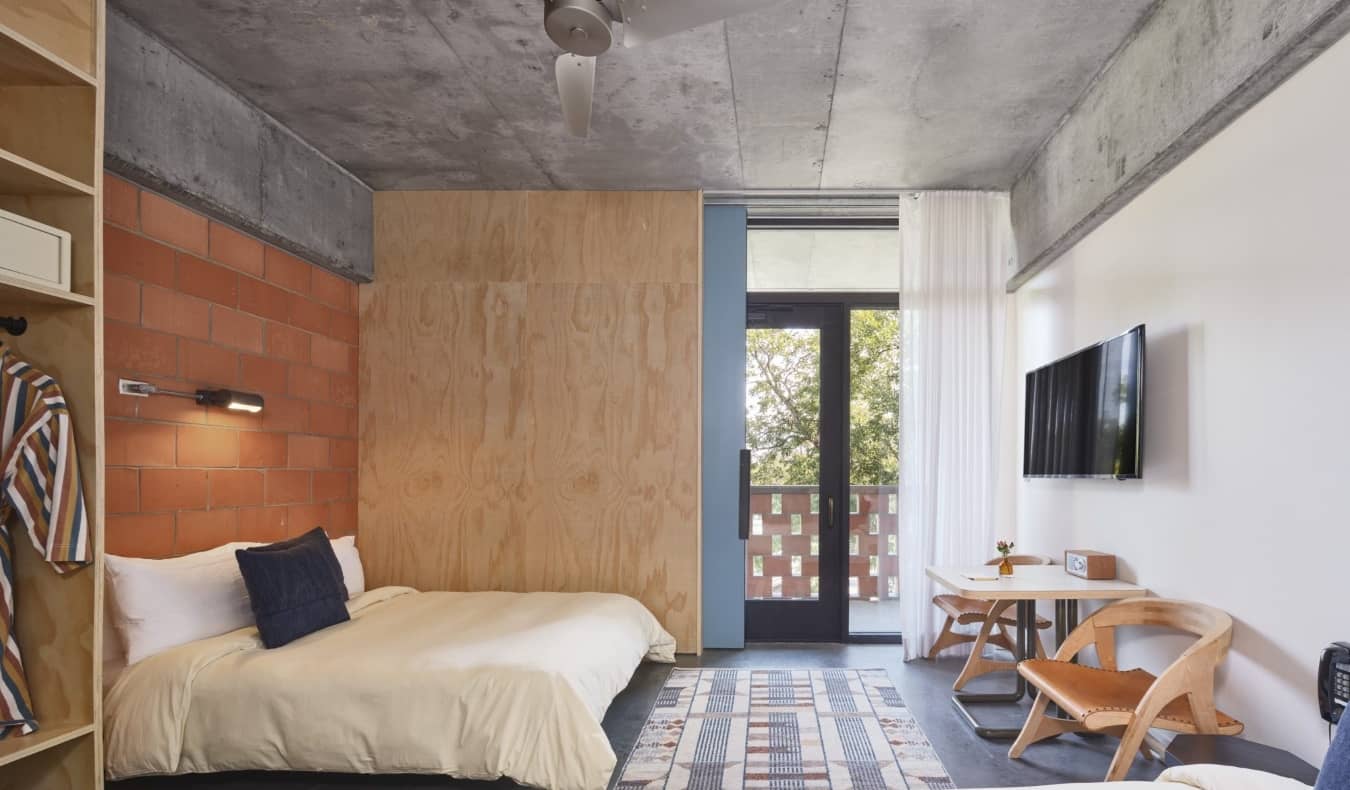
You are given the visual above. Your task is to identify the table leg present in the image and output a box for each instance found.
[950,598,1033,738]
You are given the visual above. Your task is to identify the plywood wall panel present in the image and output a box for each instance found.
[373,191,527,284]
[363,191,701,650]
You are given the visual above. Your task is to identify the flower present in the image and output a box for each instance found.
[996,539,1015,555]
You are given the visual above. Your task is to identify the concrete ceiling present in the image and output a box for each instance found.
[109,0,1153,191]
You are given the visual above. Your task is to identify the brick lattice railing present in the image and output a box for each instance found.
[745,484,898,600]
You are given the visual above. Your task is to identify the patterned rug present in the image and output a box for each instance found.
[616,668,955,790]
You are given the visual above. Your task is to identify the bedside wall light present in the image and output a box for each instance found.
[119,378,265,413]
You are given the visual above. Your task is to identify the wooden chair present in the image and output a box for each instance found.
[1009,598,1244,782]
[926,554,1054,690]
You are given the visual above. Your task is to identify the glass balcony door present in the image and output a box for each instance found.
[744,303,845,641]
[743,297,900,642]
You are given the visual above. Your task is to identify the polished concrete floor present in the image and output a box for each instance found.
[111,645,1166,789]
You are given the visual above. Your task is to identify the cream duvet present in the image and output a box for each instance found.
[104,586,676,790]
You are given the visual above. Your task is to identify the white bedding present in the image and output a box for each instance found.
[104,586,676,790]
[972,764,1313,790]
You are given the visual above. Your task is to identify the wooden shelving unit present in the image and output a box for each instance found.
[0,1,104,789]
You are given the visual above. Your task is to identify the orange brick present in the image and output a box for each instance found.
[141,286,210,340]
[104,227,175,288]
[209,469,264,507]
[310,335,351,374]
[238,276,290,322]
[265,469,310,505]
[286,503,329,537]
[180,339,238,386]
[238,506,288,543]
[309,402,355,437]
[287,435,329,468]
[208,222,264,276]
[330,373,356,408]
[104,275,141,324]
[328,499,357,537]
[239,354,288,395]
[106,419,176,466]
[239,431,288,467]
[140,191,208,255]
[312,268,353,312]
[329,308,358,345]
[331,438,358,468]
[106,467,139,514]
[106,322,179,377]
[141,468,208,510]
[211,306,264,352]
[104,175,139,229]
[106,513,175,558]
[288,365,329,402]
[266,322,310,364]
[135,375,207,424]
[264,247,312,294]
[313,470,350,502]
[176,509,239,554]
[177,425,239,467]
[287,294,329,335]
[261,395,309,434]
[177,253,238,307]
[105,376,138,418]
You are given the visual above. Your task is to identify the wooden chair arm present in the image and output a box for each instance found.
[1049,619,1117,670]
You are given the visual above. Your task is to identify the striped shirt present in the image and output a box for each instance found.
[0,344,91,739]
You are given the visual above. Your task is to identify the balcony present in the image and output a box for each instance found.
[746,484,899,635]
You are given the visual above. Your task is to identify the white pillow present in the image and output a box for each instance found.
[106,541,256,666]
[331,535,365,599]
[107,534,365,666]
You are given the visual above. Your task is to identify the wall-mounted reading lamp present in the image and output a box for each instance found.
[118,378,264,413]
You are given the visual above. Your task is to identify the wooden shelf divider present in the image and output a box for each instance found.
[0,0,105,788]
[0,20,95,87]
[0,722,96,767]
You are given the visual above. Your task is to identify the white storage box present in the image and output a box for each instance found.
[0,206,72,291]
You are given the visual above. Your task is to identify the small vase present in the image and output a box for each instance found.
[998,557,1014,576]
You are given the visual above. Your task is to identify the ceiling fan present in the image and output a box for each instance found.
[546,0,784,137]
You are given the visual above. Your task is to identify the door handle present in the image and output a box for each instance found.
[824,495,835,530]
[738,449,751,540]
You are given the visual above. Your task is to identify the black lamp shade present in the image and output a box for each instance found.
[196,388,265,413]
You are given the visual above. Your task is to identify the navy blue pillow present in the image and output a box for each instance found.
[1317,718,1350,790]
[235,527,350,648]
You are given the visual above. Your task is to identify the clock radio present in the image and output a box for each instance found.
[1064,550,1116,580]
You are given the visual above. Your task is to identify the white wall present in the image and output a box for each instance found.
[1014,31,1350,766]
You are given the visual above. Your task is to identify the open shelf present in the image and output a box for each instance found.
[0,146,94,196]
[0,270,94,306]
[0,22,95,87]
[0,722,95,767]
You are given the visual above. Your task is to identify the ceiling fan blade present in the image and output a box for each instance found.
[555,53,596,137]
[617,0,785,47]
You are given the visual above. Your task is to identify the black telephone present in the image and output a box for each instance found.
[1320,641,1350,723]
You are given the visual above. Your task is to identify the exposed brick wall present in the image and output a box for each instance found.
[102,174,359,558]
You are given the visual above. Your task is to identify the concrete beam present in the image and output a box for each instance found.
[1008,0,1350,291]
[105,10,373,281]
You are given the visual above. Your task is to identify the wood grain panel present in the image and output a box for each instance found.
[526,191,700,284]
[372,191,526,284]
[0,0,95,76]
[363,191,701,650]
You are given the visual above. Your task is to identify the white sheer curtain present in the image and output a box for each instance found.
[898,191,1015,660]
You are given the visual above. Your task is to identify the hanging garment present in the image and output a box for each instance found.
[0,344,91,738]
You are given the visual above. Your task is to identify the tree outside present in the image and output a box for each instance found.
[746,309,899,486]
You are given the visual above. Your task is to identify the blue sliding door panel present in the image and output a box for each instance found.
[701,205,747,649]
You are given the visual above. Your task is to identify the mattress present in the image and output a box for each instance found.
[104,586,676,790]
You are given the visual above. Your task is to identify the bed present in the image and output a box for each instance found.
[104,585,676,790]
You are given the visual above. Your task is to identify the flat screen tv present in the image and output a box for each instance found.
[1023,325,1144,479]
